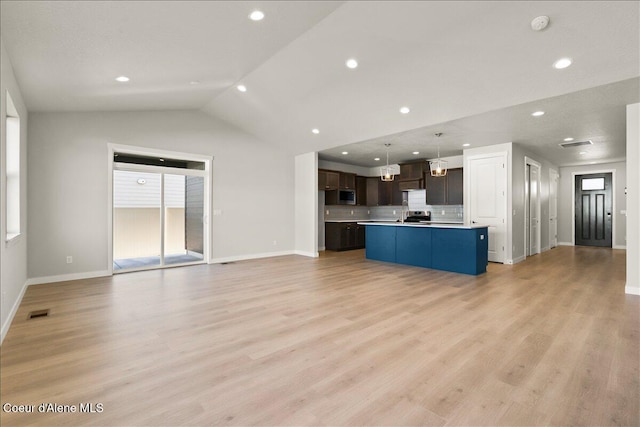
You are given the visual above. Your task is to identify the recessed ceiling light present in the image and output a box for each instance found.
[190,81,200,85]
[564,137,574,142]
[249,10,264,21]
[237,84,247,92]
[553,58,572,69]
[400,107,410,114]
[159,158,165,162]
[346,58,358,69]
[311,128,320,134]
[412,151,419,155]
[342,151,348,155]
[463,143,471,147]
[531,111,545,117]
[115,76,130,82]
[579,151,587,155]
[374,157,380,161]
[590,161,597,164]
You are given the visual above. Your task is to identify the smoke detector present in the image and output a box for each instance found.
[531,16,550,31]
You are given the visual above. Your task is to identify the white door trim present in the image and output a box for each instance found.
[570,169,616,247]
[549,169,559,249]
[524,157,542,257]
[107,143,213,274]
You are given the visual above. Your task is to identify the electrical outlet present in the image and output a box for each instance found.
[66,256,73,264]
[351,210,354,215]
[326,210,329,215]
[393,210,396,215]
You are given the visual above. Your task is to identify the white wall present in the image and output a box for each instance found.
[1,39,29,342]
[626,103,639,295]
[294,152,318,257]
[27,110,295,279]
[557,161,626,248]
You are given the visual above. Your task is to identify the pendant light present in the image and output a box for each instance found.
[380,143,395,181]
[429,133,448,177]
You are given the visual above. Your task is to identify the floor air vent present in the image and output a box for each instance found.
[559,140,593,148]
[27,309,50,320]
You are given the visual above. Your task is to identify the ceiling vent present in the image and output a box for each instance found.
[559,140,593,148]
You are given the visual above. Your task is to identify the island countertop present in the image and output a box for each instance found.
[357,221,487,229]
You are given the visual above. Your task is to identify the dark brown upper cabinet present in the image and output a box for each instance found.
[318,169,339,191]
[339,172,356,190]
[425,167,463,205]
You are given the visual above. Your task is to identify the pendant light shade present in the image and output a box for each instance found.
[380,143,395,181]
[429,133,448,177]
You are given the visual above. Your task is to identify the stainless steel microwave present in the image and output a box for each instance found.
[338,189,356,205]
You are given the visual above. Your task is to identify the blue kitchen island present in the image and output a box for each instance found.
[358,222,489,275]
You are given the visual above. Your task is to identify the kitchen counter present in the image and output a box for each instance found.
[360,222,488,275]
[358,221,481,229]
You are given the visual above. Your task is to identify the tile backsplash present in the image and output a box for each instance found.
[323,204,463,222]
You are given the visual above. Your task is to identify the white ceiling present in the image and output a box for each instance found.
[1,1,639,167]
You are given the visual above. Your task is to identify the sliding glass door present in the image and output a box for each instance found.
[113,164,207,273]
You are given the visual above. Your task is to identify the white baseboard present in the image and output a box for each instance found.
[613,245,627,250]
[209,250,295,264]
[541,246,551,252]
[625,285,640,296]
[294,250,319,258]
[505,255,527,265]
[558,242,573,246]
[1,279,29,345]
[26,270,111,286]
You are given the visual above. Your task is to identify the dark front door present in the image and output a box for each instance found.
[575,173,612,247]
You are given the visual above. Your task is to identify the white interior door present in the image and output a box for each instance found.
[468,153,507,263]
[549,169,558,248]
[529,164,540,255]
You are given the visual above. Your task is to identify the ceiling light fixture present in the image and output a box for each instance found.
[429,133,448,177]
[564,137,574,142]
[237,84,247,92]
[413,151,419,155]
[463,143,471,147]
[346,58,358,69]
[374,157,380,161]
[553,58,572,69]
[400,107,410,114]
[190,81,201,85]
[249,10,264,21]
[532,111,545,117]
[579,151,587,155]
[312,128,320,134]
[115,76,130,82]
[380,144,395,182]
[342,151,348,155]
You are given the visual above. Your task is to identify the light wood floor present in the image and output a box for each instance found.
[1,246,638,426]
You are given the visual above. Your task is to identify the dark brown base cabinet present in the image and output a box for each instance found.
[325,222,366,251]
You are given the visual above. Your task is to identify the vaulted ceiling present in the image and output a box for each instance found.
[1,1,638,167]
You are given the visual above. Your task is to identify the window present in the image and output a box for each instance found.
[581,177,605,191]
[6,91,20,241]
